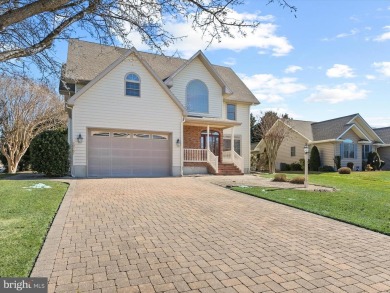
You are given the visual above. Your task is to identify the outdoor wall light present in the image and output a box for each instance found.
[304,143,309,154]
[77,134,83,143]
[176,138,181,147]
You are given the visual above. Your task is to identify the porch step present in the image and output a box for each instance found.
[217,163,244,176]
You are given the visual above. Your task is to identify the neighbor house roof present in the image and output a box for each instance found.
[310,114,358,141]
[62,39,259,104]
[288,120,314,140]
[374,127,390,144]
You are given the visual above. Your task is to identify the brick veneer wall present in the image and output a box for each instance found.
[183,126,222,157]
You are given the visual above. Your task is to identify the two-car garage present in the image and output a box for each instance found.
[87,129,171,177]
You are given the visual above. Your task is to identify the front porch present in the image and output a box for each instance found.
[182,117,243,175]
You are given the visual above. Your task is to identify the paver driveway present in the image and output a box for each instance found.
[32,178,390,293]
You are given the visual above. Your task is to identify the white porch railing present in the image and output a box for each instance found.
[207,150,219,174]
[222,150,244,173]
[222,151,233,163]
[184,149,207,162]
[184,148,219,173]
[233,150,244,173]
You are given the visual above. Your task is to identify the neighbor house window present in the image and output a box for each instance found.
[186,80,208,113]
[227,104,236,120]
[125,73,140,96]
[362,144,371,160]
[341,139,356,159]
[291,146,296,157]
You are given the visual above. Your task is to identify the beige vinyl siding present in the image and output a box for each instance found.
[72,55,182,171]
[170,57,223,117]
[223,103,251,173]
[316,142,336,167]
[378,147,390,170]
[336,129,362,169]
[274,131,308,170]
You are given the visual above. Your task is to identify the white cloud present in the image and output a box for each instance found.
[223,57,236,66]
[305,83,368,104]
[326,64,356,78]
[250,106,301,119]
[365,75,376,80]
[240,73,306,103]
[336,28,359,39]
[284,65,303,74]
[123,10,293,58]
[373,62,390,76]
[366,117,390,128]
[374,26,390,42]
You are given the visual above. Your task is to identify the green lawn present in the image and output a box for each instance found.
[0,180,68,276]
[233,171,390,235]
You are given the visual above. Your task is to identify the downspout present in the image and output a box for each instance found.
[65,104,75,178]
[181,116,185,176]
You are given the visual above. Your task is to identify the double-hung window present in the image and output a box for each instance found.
[227,104,236,120]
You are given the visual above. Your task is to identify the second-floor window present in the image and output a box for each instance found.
[125,73,140,97]
[186,80,208,113]
[227,104,236,120]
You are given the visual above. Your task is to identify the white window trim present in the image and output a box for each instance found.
[124,72,141,97]
[186,79,209,114]
[227,104,236,121]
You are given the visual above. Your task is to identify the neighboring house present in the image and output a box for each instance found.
[254,114,390,171]
[60,40,259,177]
[374,127,390,171]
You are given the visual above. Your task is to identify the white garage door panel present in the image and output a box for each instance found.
[88,130,171,177]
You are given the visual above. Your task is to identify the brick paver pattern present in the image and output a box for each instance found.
[32,178,390,293]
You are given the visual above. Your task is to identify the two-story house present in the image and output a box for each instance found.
[60,40,259,177]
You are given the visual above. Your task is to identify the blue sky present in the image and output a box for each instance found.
[54,0,390,127]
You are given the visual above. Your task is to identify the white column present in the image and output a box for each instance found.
[206,125,210,161]
[230,127,235,159]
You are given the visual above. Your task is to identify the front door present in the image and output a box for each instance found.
[200,131,220,157]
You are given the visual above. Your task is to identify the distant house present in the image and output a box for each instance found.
[60,40,259,177]
[373,127,390,171]
[254,114,390,171]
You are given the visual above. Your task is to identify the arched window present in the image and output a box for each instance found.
[186,80,208,113]
[125,73,140,97]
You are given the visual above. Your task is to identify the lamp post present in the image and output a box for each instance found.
[304,143,309,188]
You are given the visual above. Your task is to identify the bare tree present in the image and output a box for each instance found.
[258,111,291,173]
[0,0,296,78]
[0,76,67,173]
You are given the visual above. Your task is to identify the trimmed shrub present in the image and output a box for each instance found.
[334,155,341,169]
[290,176,305,184]
[299,158,305,171]
[273,173,288,182]
[318,165,334,172]
[280,163,291,171]
[31,130,70,177]
[347,162,354,170]
[309,145,321,171]
[338,167,351,174]
[290,162,302,171]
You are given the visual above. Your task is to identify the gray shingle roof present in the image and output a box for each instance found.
[311,114,358,141]
[374,127,390,144]
[288,120,314,140]
[63,39,259,104]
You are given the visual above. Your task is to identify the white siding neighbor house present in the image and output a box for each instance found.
[254,114,390,171]
[61,40,259,177]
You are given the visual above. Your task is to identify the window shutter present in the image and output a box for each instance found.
[354,144,357,159]
[340,143,344,159]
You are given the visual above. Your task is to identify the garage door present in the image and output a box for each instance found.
[88,130,171,177]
